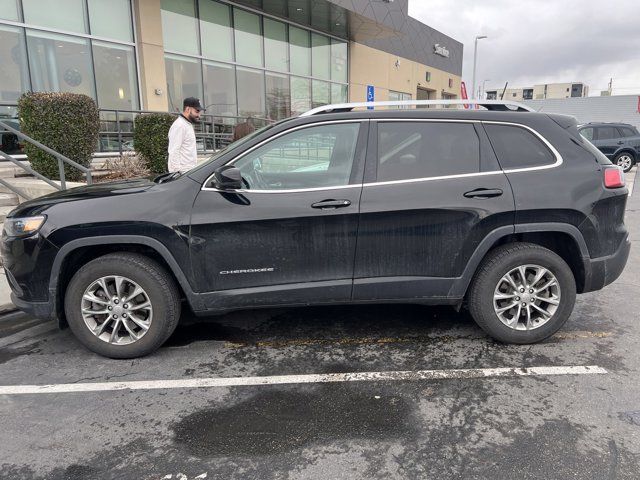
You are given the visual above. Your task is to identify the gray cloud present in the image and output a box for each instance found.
[408,0,640,96]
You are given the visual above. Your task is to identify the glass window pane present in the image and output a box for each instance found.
[203,61,236,117]
[199,0,233,62]
[27,30,95,99]
[311,33,330,80]
[236,66,265,118]
[88,0,133,42]
[264,19,288,72]
[93,41,138,109]
[234,9,262,67]
[161,0,199,55]
[331,83,347,104]
[0,0,19,21]
[485,124,555,169]
[377,122,480,181]
[23,0,87,34]
[0,25,30,102]
[266,73,290,121]
[263,0,286,16]
[235,123,360,190]
[579,128,593,141]
[164,54,203,112]
[330,40,347,83]
[291,77,310,115]
[312,80,329,108]
[289,27,310,76]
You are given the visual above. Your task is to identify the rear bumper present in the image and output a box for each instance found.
[582,234,630,293]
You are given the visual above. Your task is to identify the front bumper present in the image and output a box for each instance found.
[582,234,631,293]
[10,292,57,321]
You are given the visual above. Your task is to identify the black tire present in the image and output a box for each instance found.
[467,243,576,344]
[614,152,635,173]
[64,253,181,358]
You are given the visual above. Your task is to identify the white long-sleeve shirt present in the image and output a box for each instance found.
[167,115,197,173]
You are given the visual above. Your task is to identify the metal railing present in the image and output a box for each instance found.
[1,102,274,158]
[0,120,92,200]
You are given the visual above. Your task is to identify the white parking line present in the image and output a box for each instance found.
[0,365,607,395]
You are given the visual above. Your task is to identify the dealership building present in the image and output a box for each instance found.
[0,0,462,150]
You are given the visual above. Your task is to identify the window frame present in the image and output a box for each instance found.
[202,119,367,193]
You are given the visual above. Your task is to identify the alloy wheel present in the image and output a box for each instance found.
[493,264,561,331]
[617,155,633,171]
[81,276,153,345]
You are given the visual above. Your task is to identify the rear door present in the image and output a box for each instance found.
[353,119,515,301]
[593,126,621,157]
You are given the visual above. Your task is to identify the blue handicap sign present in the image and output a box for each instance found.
[366,85,374,109]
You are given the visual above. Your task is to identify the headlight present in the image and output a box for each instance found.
[3,216,46,237]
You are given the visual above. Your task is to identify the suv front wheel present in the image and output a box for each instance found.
[64,252,181,358]
[468,243,576,344]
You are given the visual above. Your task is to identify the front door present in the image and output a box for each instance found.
[189,120,368,310]
[353,119,515,300]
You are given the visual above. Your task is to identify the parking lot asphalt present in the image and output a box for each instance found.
[1,173,640,480]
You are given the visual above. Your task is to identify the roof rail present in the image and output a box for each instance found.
[300,99,536,117]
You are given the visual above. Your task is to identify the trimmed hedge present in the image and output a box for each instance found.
[133,113,176,174]
[17,92,99,182]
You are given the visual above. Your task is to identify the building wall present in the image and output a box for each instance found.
[133,0,168,111]
[523,95,640,129]
[348,42,461,103]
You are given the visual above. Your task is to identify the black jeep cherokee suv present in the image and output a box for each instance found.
[1,105,630,358]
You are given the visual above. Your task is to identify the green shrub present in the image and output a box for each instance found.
[17,92,99,182]
[133,113,176,174]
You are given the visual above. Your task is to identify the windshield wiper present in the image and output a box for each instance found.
[154,172,182,184]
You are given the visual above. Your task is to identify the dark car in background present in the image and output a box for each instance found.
[578,122,640,172]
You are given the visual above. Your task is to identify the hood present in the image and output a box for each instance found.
[9,178,156,217]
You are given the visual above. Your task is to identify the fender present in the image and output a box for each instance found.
[49,235,203,311]
[448,222,589,298]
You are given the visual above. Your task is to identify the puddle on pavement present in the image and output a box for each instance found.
[172,384,415,456]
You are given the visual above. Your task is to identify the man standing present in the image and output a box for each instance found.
[168,97,204,173]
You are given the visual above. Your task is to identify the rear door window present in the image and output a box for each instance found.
[376,122,480,181]
[596,127,618,140]
[484,124,556,170]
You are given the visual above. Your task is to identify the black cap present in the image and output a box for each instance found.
[183,97,205,111]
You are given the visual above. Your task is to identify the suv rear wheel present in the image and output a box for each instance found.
[614,152,634,173]
[468,243,576,344]
[64,252,181,358]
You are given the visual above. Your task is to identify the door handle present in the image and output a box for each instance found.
[617,141,624,145]
[463,188,503,199]
[311,199,352,209]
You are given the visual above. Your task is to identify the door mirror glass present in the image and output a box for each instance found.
[212,165,243,190]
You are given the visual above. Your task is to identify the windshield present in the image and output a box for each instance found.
[185,122,278,175]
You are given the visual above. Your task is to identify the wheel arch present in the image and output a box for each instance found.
[452,223,590,298]
[614,148,637,161]
[51,236,200,327]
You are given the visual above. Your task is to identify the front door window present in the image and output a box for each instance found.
[233,122,361,190]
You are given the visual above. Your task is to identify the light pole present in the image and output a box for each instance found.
[471,35,488,100]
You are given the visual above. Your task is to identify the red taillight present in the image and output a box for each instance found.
[604,167,625,189]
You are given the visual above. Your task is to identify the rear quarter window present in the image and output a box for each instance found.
[484,124,556,170]
[376,122,480,181]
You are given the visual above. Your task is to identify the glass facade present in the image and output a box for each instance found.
[0,0,138,110]
[161,0,348,122]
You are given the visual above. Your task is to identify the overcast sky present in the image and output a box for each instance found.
[408,0,640,97]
